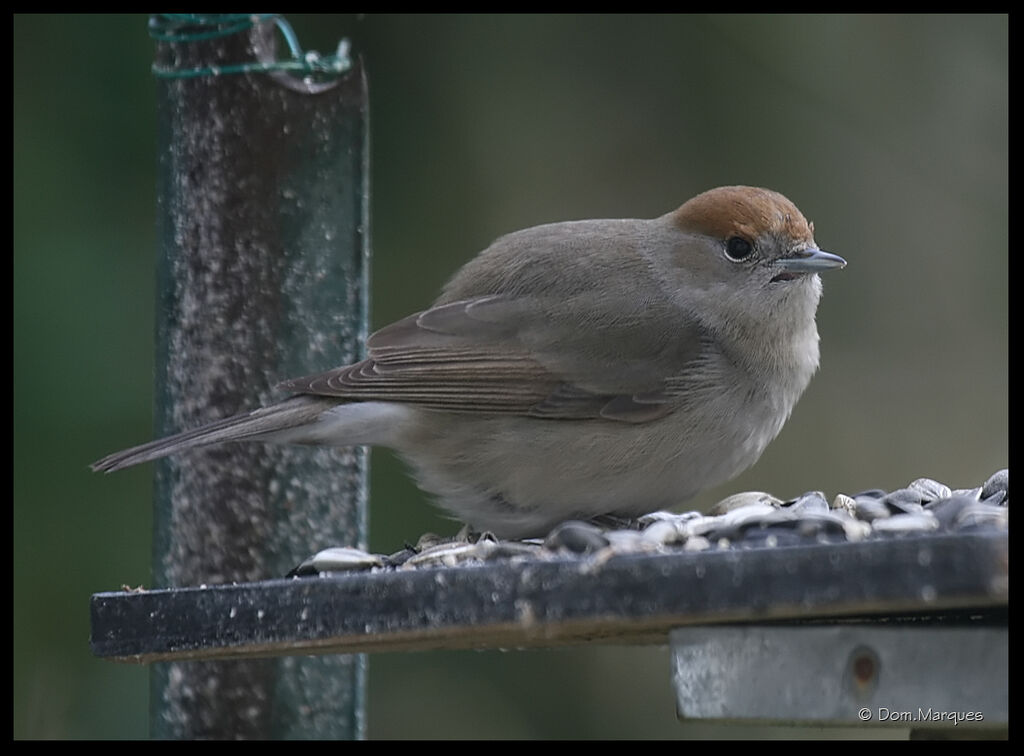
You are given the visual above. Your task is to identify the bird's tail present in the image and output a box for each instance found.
[91,395,339,473]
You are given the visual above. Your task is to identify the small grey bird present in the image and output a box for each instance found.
[93,186,846,538]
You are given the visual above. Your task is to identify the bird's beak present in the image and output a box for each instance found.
[776,247,847,274]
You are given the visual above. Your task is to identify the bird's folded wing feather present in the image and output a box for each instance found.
[278,293,706,423]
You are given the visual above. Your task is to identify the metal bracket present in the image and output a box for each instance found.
[672,623,1007,732]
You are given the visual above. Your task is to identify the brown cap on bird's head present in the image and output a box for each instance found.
[671,186,815,246]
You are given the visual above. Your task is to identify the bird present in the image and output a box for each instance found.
[93,186,846,538]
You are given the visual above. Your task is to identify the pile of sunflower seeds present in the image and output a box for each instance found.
[289,469,1007,576]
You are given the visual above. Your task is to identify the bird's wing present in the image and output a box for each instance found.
[278,293,706,423]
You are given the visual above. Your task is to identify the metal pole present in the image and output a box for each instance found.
[148,15,369,738]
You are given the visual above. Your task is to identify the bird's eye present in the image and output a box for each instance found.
[725,236,753,261]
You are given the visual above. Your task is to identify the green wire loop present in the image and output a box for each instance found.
[149,14,351,81]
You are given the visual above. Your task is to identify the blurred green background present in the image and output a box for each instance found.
[14,14,1006,739]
